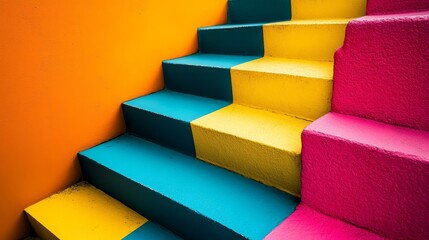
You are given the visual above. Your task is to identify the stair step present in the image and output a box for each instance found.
[79,134,299,240]
[198,23,264,56]
[191,104,312,196]
[124,222,182,240]
[122,90,229,156]
[25,183,178,240]
[263,19,350,61]
[227,0,291,24]
[265,204,386,240]
[291,0,366,19]
[231,57,333,120]
[333,11,429,131]
[163,53,259,101]
[302,112,429,240]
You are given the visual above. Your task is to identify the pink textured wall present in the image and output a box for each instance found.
[301,113,429,240]
[367,0,429,14]
[332,11,429,131]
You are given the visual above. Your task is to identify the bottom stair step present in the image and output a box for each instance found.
[79,134,299,240]
[265,204,386,240]
[25,182,179,240]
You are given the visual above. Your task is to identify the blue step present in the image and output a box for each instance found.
[198,23,264,56]
[79,134,299,240]
[228,0,291,24]
[123,222,182,240]
[122,90,229,156]
[163,53,259,101]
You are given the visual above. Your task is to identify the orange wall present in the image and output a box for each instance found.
[0,1,227,239]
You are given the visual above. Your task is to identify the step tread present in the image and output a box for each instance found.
[306,112,429,160]
[80,134,298,239]
[124,90,229,123]
[192,104,311,152]
[164,53,259,69]
[25,183,147,240]
[265,204,386,240]
[232,57,333,80]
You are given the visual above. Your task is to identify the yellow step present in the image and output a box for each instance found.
[231,57,333,121]
[191,104,312,196]
[264,19,350,61]
[291,0,366,19]
[25,183,146,240]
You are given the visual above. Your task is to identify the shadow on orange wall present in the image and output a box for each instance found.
[0,1,227,239]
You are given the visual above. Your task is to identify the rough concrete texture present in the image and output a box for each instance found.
[332,11,429,131]
[192,104,311,196]
[301,113,429,240]
[291,0,366,19]
[264,204,386,240]
[231,57,333,120]
[367,0,429,14]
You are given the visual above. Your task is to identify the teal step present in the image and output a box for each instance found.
[122,90,229,156]
[163,53,259,101]
[124,222,182,240]
[79,134,299,240]
[198,24,264,56]
[228,0,291,24]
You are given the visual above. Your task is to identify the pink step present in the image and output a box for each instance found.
[332,11,429,131]
[265,204,385,240]
[367,0,429,14]
[301,112,429,240]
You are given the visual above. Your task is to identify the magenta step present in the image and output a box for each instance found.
[265,204,385,240]
[332,11,429,131]
[301,112,429,240]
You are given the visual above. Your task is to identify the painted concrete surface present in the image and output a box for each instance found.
[301,112,429,240]
[367,0,429,14]
[79,134,299,240]
[333,11,429,131]
[292,0,366,19]
[265,204,385,240]
[123,90,229,155]
[198,23,264,56]
[192,104,311,196]
[264,19,350,61]
[231,57,333,120]
[0,0,227,238]
[228,0,291,24]
[123,222,181,240]
[25,183,146,240]
[163,53,259,101]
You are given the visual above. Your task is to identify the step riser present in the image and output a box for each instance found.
[231,70,332,121]
[301,124,429,240]
[333,13,429,131]
[80,156,245,240]
[192,125,302,196]
[291,0,366,19]
[198,25,264,56]
[123,104,196,156]
[163,63,233,101]
[191,105,311,197]
[228,0,291,24]
[264,22,348,61]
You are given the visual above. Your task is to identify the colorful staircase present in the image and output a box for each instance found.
[25,0,429,239]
